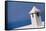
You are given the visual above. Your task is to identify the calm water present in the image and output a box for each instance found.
[6,2,45,30]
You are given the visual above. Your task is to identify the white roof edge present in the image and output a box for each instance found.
[29,6,40,14]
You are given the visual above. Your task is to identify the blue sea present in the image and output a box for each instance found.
[6,2,45,30]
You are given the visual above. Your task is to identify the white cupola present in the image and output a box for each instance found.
[29,6,42,28]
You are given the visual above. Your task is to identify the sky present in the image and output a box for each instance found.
[6,2,45,30]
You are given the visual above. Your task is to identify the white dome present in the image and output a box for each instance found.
[29,6,40,14]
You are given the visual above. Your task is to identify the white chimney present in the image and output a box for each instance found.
[29,6,42,28]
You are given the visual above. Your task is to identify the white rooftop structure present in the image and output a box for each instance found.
[29,6,42,28]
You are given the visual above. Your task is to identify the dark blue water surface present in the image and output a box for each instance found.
[6,2,45,30]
